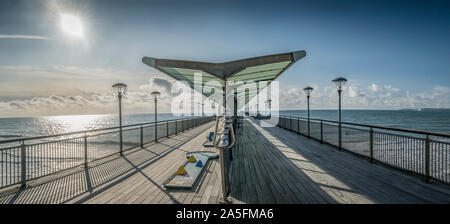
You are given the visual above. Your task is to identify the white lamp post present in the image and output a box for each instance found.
[112,83,127,156]
[332,77,347,149]
[151,91,161,142]
[303,86,313,137]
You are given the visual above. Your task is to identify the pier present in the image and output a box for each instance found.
[0,119,220,204]
[1,51,449,204]
[230,118,450,203]
[1,117,449,204]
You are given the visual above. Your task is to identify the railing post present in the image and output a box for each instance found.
[320,121,323,143]
[182,118,184,132]
[20,141,26,188]
[166,120,169,137]
[338,121,342,151]
[307,118,310,138]
[370,128,374,163]
[175,120,178,135]
[289,117,292,131]
[298,118,300,135]
[425,135,430,183]
[140,125,144,147]
[119,127,123,156]
[84,133,88,167]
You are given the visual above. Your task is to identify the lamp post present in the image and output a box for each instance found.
[151,91,161,142]
[332,77,347,150]
[303,87,313,138]
[202,102,204,117]
[112,83,127,156]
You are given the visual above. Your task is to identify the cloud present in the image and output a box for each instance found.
[0,64,202,117]
[347,86,359,97]
[0,65,152,98]
[0,76,205,117]
[369,83,378,92]
[384,84,400,92]
[0,68,449,117]
[0,65,148,81]
[140,78,182,98]
[278,83,450,110]
[0,35,50,40]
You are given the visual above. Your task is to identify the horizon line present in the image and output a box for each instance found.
[1,108,449,119]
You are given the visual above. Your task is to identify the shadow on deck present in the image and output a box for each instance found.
[0,121,220,204]
[229,118,450,204]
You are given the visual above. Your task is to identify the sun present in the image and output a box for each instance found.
[60,14,84,38]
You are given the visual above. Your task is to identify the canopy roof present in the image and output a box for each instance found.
[142,50,306,105]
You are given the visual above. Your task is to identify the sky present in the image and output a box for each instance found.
[0,0,449,117]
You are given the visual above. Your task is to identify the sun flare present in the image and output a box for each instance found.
[60,14,84,38]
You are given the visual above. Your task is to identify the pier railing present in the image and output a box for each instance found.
[269,115,450,184]
[0,116,214,189]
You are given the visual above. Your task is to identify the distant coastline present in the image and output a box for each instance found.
[398,108,450,112]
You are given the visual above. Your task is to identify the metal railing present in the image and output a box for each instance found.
[268,115,450,184]
[0,116,214,189]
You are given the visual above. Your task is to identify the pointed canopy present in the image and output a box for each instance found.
[142,50,306,105]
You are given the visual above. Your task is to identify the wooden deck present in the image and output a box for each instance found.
[229,118,450,204]
[1,118,449,204]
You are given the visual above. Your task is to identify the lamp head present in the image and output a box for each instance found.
[303,86,314,96]
[151,91,161,98]
[112,83,127,96]
[332,77,347,91]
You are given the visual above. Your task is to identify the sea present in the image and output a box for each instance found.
[279,110,450,134]
[0,110,449,140]
[0,113,184,140]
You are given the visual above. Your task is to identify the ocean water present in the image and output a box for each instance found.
[279,110,450,134]
[0,110,449,140]
[0,113,186,140]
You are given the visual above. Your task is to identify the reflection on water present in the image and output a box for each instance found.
[0,113,187,139]
[43,114,114,134]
